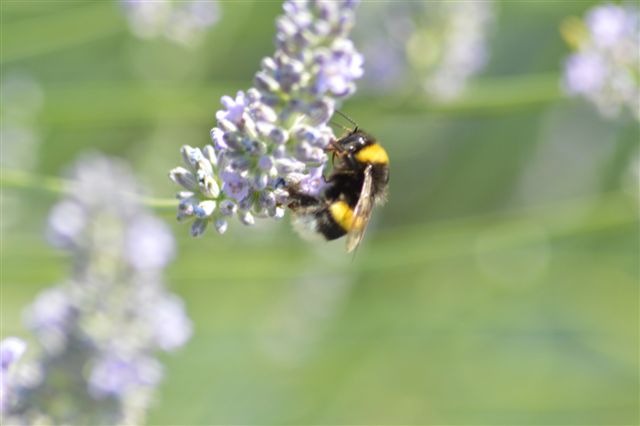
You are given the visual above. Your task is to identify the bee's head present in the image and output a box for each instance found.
[328,129,388,167]
[336,129,372,154]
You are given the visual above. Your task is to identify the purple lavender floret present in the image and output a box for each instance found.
[217,91,247,124]
[0,339,26,371]
[23,287,72,354]
[586,3,632,48]
[89,355,162,399]
[2,154,192,426]
[0,338,26,413]
[315,40,364,97]
[170,0,363,237]
[564,53,607,95]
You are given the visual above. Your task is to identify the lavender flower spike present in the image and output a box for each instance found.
[2,154,192,426]
[170,0,364,236]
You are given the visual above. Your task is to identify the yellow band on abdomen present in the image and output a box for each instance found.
[329,201,354,231]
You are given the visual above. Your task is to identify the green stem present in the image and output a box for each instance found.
[1,167,64,194]
[0,168,178,213]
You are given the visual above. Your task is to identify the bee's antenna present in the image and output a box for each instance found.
[334,109,358,130]
[329,119,351,134]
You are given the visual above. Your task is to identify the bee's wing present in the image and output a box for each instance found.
[346,164,375,253]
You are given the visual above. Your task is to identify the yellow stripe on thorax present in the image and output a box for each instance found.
[329,201,354,231]
[355,143,389,164]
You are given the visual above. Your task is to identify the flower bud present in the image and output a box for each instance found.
[169,168,198,191]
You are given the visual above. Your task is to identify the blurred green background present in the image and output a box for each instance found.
[1,1,638,425]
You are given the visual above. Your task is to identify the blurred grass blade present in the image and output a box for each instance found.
[1,2,124,63]
[353,73,563,116]
[0,167,177,213]
[365,191,636,270]
[3,167,635,271]
[37,74,563,129]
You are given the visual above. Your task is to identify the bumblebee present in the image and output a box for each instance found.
[287,127,389,252]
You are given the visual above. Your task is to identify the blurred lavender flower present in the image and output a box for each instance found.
[354,1,494,100]
[170,0,363,236]
[0,338,26,413]
[562,3,640,120]
[2,154,192,425]
[122,0,220,47]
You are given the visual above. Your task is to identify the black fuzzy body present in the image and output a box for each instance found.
[286,128,389,243]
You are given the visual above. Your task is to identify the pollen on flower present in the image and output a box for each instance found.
[169,0,364,237]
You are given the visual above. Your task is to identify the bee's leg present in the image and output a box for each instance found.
[286,186,322,211]
[327,139,345,155]
[345,155,360,170]
[273,177,287,189]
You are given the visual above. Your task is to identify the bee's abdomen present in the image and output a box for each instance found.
[314,201,354,240]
